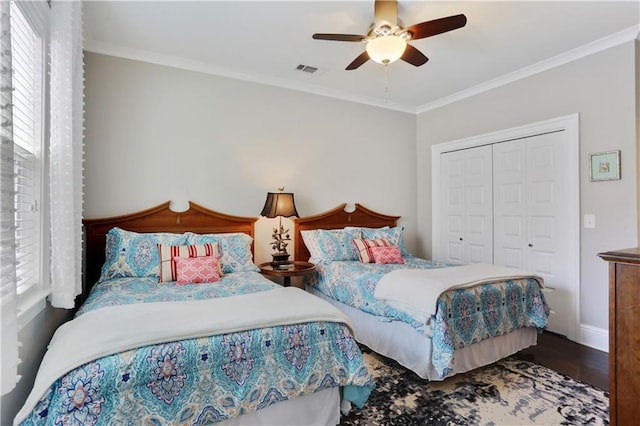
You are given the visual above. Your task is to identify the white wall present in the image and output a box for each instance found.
[83,52,417,264]
[417,41,638,350]
[1,307,71,425]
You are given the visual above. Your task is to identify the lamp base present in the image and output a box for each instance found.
[271,253,291,268]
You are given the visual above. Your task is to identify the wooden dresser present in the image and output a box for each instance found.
[598,247,640,426]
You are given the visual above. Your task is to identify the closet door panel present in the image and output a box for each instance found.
[444,213,464,263]
[493,143,527,269]
[527,142,560,270]
[493,132,573,337]
[526,133,572,337]
[467,213,489,263]
[441,150,466,264]
[466,148,493,264]
[440,145,493,264]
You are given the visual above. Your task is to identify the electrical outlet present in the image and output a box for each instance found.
[584,214,595,229]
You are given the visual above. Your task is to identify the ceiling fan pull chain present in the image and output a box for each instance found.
[384,64,389,103]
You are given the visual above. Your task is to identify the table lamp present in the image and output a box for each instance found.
[260,190,299,267]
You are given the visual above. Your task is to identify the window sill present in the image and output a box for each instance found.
[17,288,52,330]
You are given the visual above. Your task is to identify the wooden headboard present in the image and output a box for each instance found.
[293,203,400,262]
[82,201,257,295]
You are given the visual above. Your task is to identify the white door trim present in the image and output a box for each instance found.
[431,113,580,341]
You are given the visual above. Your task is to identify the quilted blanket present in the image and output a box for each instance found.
[306,258,549,378]
[16,275,374,425]
[374,263,544,323]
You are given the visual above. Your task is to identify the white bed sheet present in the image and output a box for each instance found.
[308,286,537,380]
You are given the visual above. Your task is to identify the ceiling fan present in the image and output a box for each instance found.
[312,0,467,70]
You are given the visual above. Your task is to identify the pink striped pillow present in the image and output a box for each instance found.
[174,255,221,285]
[370,245,404,264]
[352,239,390,263]
[157,243,219,282]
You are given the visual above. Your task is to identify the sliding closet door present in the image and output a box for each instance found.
[440,145,493,265]
[493,131,574,338]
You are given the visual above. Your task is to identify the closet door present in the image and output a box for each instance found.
[440,145,493,264]
[493,131,574,338]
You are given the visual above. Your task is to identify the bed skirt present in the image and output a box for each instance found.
[218,387,340,426]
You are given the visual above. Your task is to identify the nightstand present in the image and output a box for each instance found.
[258,261,316,287]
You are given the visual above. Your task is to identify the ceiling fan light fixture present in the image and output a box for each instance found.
[312,1,467,70]
[366,35,407,65]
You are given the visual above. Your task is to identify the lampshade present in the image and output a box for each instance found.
[260,192,299,218]
[366,35,407,65]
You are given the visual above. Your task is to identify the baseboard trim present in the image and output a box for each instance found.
[579,324,608,353]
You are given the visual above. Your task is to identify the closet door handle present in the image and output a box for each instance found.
[459,237,463,241]
[528,243,533,247]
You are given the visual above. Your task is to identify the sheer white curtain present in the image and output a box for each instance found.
[49,0,83,308]
[0,0,84,396]
[0,0,19,395]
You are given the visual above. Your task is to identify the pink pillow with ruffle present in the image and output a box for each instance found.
[174,255,221,285]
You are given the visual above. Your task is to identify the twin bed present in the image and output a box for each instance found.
[15,201,548,425]
[293,203,549,381]
[15,202,374,426]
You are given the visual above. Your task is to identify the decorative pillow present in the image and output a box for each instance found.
[186,232,258,274]
[356,226,409,256]
[352,238,390,263]
[100,227,187,281]
[301,228,362,262]
[300,230,322,259]
[370,245,404,264]
[157,242,219,283]
[174,255,221,285]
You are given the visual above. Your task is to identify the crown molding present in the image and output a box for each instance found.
[416,24,640,114]
[85,23,639,116]
[83,40,417,114]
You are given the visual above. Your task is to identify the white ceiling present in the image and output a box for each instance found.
[83,1,640,113]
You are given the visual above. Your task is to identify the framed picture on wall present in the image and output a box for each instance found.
[589,150,620,181]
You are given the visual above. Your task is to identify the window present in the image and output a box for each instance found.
[9,1,49,328]
[2,0,81,396]
[11,1,44,299]
[0,0,48,397]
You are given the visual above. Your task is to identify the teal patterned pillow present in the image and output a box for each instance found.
[301,228,362,261]
[100,227,187,281]
[186,232,258,273]
[348,226,410,256]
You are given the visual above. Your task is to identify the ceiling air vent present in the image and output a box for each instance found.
[296,64,318,74]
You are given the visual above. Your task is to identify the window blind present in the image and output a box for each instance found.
[10,1,42,296]
[0,0,18,396]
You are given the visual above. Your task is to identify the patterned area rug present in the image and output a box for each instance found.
[341,349,609,425]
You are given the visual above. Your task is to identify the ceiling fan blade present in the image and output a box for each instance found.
[312,33,365,42]
[401,44,429,67]
[405,14,467,40]
[374,0,398,27]
[346,51,370,70]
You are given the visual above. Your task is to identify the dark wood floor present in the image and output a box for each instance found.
[512,331,609,392]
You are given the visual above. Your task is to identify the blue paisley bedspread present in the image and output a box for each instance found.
[305,257,549,378]
[17,273,374,425]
